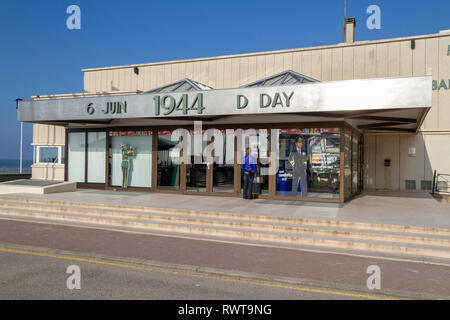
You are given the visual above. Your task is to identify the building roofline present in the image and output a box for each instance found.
[31,74,431,100]
[81,30,450,73]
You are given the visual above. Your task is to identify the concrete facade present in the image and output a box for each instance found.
[31,30,450,191]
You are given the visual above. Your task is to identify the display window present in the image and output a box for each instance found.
[275,128,340,199]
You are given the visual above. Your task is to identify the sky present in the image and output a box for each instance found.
[0,0,448,160]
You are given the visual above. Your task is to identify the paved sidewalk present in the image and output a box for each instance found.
[2,189,450,229]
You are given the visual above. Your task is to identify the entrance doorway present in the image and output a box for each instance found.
[157,130,181,191]
[156,129,237,195]
[185,129,236,195]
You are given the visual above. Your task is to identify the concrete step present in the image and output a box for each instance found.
[1,196,450,237]
[0,206,450,260]
[0,201,449,248]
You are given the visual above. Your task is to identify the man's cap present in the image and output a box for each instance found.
[297,137,302,143]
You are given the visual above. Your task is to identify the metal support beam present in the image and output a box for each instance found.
[351,116,417,123]
[358,122,411,129]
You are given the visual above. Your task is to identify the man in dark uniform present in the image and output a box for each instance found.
[241,147,257,200]
[288,137,308,197]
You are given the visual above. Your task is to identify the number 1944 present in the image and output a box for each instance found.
[153,93,205,116]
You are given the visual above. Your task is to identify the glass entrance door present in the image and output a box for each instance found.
[185,129,210,194]
[212,129,235,194]
[157,130,181,191]
[183,129,236,195]
[239,129,270,197]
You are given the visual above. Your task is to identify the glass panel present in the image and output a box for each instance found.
[87,132,106,183]
[173,82,193,92]
[240,129,270,197]
[158,83,183,93]
[213,129,235,194]
[39,147,58,163]
[157,130,180,190]
[309,129,340,197]
[68,132,85,182]
[109,131,152,188]
[352,134,358,194]
[276,128,340,199]
[265,74,285,86]
[61,146,65,165]
[283,76,300,85]
[186,129,207,193]
[344,130,352,199]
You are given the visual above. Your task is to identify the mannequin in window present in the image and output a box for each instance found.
[288,137,308,197]
[121,143,135,188]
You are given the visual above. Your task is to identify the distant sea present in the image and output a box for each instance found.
[0,159,33,174]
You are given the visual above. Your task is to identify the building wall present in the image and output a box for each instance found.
[31,124,65,181]
[34,30,450,190]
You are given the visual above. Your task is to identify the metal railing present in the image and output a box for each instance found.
[432,170,450,194]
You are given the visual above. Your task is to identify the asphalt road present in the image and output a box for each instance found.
[0,219,449,300]
[0,249,383,300]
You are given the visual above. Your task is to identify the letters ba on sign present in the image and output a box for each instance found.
[236,92,294,109]
[432,79,450,90]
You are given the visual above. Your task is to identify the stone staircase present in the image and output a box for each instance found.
[0,196,450,261]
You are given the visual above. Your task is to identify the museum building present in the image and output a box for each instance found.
[18,19,450,203]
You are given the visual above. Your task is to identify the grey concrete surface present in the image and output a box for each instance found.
[3,189,450,229]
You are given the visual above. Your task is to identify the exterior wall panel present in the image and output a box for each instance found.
[438,36,450,129]
[353,45,365,79]
[301,51,312,77]
[273,53,284,75]
[239,57,249,87]
[310,50,322,80]
[291,51,300,73]
[363,134,376,190]
[342,46,354,80]
[387,42,400,77]
[365,45,377,78]
[283,52,293,72]
[423,38,439,130]
[399,134,425,190]
[256,55,266,81]
[216,59,224,88]
[376,43,388,78]
[231,57,240,88]
[331,47,343,81]
[321,49,332,81]
[266,54,276,77]
[399,40,413,77]
[375,135,400,190]
[248,56,257,84]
